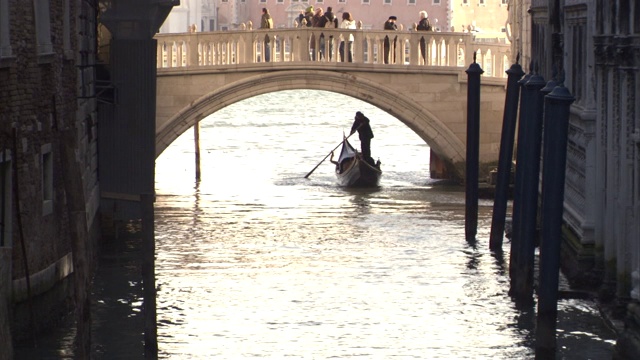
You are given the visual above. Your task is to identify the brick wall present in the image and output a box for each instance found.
[0,0,100,342]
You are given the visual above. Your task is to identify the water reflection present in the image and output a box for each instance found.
[14,90,617,359]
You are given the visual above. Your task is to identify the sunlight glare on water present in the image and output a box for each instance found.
[149,90,614,359]
[10,92,617,360]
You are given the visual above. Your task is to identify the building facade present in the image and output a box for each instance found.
[515,0,639,357]
[506,0,532,69]
[0,0,100,354]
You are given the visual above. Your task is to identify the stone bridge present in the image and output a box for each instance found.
[155,28,511,180]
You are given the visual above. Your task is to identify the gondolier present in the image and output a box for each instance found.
[350,111,375,165]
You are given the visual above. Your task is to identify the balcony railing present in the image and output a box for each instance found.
[155,28,511,78]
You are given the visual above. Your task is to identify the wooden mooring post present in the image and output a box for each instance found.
[535,80,574,359]
[507,64,533,289]
[141,193,158,359]
[465,53,483,242]
[194,120,201,182]
[489,55,524,251]
[510,67,546,307]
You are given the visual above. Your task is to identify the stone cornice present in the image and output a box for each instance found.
[100,0,179,40]
[593,35,615,65]
[593,34,637,67]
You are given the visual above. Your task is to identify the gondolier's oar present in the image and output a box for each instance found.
[304,125,360,179]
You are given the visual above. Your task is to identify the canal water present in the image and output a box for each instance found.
[15,90,615,359]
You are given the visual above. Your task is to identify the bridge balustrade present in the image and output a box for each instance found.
[155,28,510,78]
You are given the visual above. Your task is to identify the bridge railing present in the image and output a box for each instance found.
[155,28,510,78]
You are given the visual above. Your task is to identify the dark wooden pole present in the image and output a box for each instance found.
[511,68,546,307]
[535,80,574,359]
[194,121,201,182]
[508,63,533,290]
[489,55,525,251]
[536,72,559,224]
[465,53,484,242]
[141,193,158,359]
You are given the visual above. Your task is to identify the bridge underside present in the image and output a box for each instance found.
[157,68,507,181]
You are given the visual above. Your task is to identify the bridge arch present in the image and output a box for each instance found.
[156,70,466,178]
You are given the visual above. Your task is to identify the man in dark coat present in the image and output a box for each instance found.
[383,16,398,64]
[350,111,375,165]
[324,7,338,60]
[416,10,432,64]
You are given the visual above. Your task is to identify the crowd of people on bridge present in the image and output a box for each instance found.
[258,7,434,63]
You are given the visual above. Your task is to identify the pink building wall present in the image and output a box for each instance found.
[161,1,508,39]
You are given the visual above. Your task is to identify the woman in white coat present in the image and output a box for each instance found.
[339,12,356,62]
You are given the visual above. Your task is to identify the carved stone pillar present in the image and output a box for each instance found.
[631,42,640,303]
[593,34,617,296]
[615,35,636,299]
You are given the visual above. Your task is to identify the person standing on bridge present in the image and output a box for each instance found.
[383,16,398,64]
[311,7,326,60]
[416,11,432,64]
[303,6,314,27]
[260,8,273,62]
[339,12,356,62]
[302,6,315,60]
[296,10,305,27]
[324,7,338,61]
[325,7,338,29]
[350,111,375,166]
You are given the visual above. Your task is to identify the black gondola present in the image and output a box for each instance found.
[334,137,382,187]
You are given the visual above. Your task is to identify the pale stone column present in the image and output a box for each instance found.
[596,39,618,290]
[593,35,610,280]
[616,52,638,297]
[604,63,618,287]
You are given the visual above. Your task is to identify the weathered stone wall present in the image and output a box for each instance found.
[0,0,100,344]
[526,0,639,289]
[521,0,639,357]
[1,0,71,280]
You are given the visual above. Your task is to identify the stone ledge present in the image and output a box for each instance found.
[614,301,640,359]
[12,252,74,303]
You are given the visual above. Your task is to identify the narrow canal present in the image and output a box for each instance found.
[15,90,616,359]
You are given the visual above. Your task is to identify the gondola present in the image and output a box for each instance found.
[333,137,382,187]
